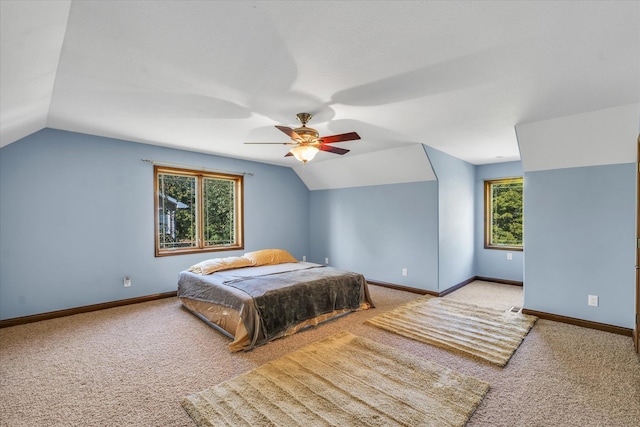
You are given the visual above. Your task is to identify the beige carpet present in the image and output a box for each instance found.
[182,331,489,427]
[365,295,537,366]
[2,283,639,426]
[444,281,524,311]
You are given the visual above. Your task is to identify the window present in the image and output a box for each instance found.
[154,166,243,256]
[484,177,523,250]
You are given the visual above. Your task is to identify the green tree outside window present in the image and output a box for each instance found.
[484,177,523,250]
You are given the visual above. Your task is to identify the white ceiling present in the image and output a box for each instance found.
[1,0,639,168]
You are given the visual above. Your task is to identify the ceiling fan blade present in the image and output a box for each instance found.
[284,151,293,157]
[319,132,361,144]
[320,145,350,155]
[275,125,302,141]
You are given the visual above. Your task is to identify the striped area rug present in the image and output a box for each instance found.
[365,296,537,366]
[182,331,489,427]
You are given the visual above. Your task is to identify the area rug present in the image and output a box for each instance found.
[182,331,489,427]
[365,295,537,367]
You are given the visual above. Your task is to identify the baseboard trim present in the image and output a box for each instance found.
[366,280,437,296]
[4,282,630,338]
[0,291,177,329]
[367,277,478,297]
[522,308,633,337]
[438,277,477,297]
[474,276,523,286]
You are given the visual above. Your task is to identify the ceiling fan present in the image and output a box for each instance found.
[245,113,360,163]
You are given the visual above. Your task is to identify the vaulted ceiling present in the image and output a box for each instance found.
[2,1,639,168]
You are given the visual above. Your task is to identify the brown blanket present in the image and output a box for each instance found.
[177,263,374,350]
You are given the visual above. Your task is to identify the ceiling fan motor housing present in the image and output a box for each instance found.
[293,126,320,142]
[293,113,319,143]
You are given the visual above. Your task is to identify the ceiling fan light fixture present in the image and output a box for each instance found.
[290,145,319,163]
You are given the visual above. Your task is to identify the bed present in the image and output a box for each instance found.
[177,249,374,351]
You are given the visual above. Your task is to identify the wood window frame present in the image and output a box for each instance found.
[484,177,524,251]
[154,165,244,257]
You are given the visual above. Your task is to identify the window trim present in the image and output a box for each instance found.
[154,165,244,257]
[484,177,523,251]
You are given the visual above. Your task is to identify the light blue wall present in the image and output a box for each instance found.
[3,129,635,330]
[423,146,476,291]
[0,129,310,320]
[524,163,636,328]
[309,181,439,291]
[475,161,524,282]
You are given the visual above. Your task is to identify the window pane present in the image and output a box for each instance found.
[203,177,236,247]
[489,179,523,247]
[157,173,197,250]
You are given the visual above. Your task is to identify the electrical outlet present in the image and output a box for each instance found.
[507,252,513,260]
[302,255,306,262]
[588,294,598,307]
[325,257,329,264]
[123,276,131,287]
[402,268,408,277]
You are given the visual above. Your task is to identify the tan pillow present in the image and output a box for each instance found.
[188,256,254,275]
[242,249,298,266]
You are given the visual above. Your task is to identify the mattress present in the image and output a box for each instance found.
[177,262,374,351]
